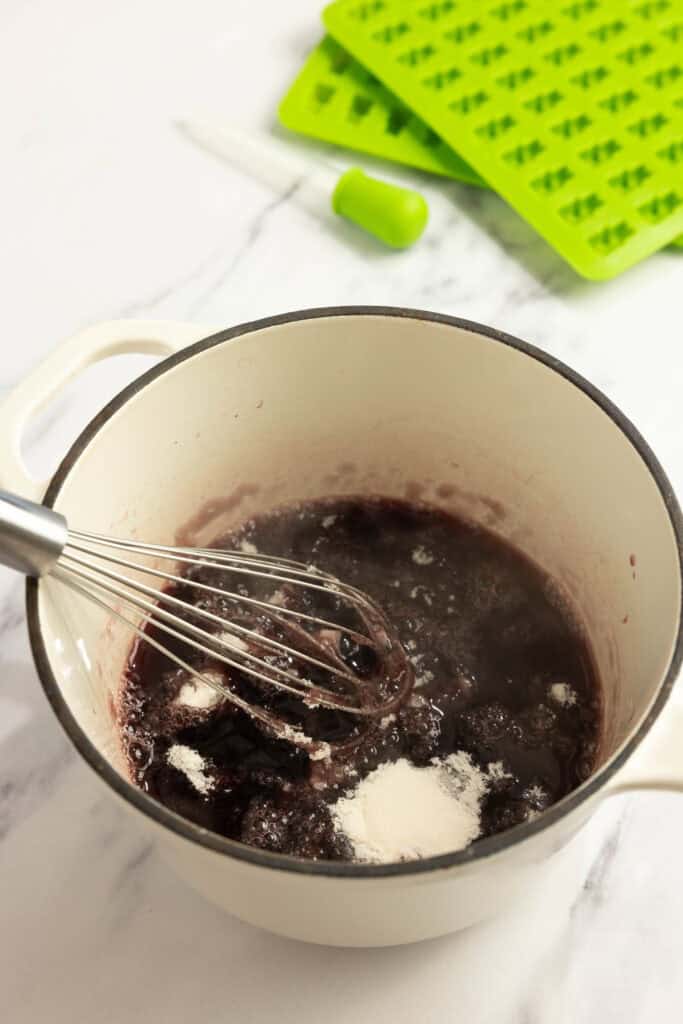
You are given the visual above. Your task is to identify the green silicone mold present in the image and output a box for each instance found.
[279,35,485,186]
[319,0,683,278]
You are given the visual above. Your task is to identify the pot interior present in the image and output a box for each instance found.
[36,312,681,800]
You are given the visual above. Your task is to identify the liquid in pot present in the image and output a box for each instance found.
[120,497,602,862]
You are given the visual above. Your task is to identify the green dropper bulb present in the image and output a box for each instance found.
[332,168,428,249]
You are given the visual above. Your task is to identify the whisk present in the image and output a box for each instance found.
[0,490,413,755]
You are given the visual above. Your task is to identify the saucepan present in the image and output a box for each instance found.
[0,308,681,946]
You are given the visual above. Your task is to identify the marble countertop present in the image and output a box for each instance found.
[1,1,682,1021]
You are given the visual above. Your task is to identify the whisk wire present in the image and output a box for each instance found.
[64,536,377,638]
[58,575,301,740]
[0,491,413,752]
[57,553,362,707]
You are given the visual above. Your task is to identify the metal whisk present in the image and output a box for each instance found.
[0,490,413,754]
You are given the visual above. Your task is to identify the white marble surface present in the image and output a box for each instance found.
[1,1,683,1020]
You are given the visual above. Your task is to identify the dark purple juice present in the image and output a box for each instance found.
[120,497,602,861]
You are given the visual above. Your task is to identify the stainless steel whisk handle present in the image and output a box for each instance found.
[0,489,68,577]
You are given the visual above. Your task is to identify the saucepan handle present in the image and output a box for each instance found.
[606,691,683,795]
[0,319,210,501]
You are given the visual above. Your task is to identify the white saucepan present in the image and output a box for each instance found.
[1,308,681,947]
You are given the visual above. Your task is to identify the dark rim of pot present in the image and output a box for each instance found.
[26,306,683,879]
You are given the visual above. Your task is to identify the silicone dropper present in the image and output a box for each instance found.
[179,119,428,249]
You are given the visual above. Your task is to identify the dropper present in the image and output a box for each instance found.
[179,119,429,249]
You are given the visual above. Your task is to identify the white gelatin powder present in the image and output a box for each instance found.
[549,682,577,707]
[175,672,226,711]
[412,545,434,566]
[166,744,215,795]
[331,753,489,863]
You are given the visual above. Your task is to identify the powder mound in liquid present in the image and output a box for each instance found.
[174,673,225,711]
[331,753,489,864]
[549,682,577,707]
[166,744,214,795]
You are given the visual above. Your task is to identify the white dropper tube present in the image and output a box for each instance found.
[179,118,429,249]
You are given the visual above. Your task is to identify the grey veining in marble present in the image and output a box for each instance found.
[1,1,682,1021]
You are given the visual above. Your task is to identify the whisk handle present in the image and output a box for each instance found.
[0,489,67,577]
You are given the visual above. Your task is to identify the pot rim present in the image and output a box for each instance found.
[26,306,683,879]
